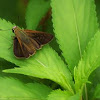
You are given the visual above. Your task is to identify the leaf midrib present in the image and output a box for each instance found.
[72,0,82,58]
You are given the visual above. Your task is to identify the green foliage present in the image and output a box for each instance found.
[0,77,52,100]
[47,89,72,100]
[93,84,100,99]
[47,89,80,100]
[0,0,26,28]
[87,67,100,100]
[26,83,52,99]
[0,0,100,100]
[26,0,50,29]
[0,18,74,94]
[95,0,100,27]
[3,45,74,93]
[74,30,100,92]
[51,0,98,73]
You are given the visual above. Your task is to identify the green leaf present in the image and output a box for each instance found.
[26,83,52,100]
[74,30,100,92]
[0,0,26,27]
[94,84,100,99]
[0,77,52,100]
[4,46,74,93]
[47,89,80,100]
[46,18,61,54]
[68,93,80,100]
[0,58,16,69]
[87,67,100,100]
[95,0,100,27]
[0,59,34,83]
[0,19,74,93]
[26,0,50,29]
[0,77,35,99]
[51,0,98,72]
[47,89,72,100]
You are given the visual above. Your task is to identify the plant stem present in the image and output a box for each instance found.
[85,84,88,100]
[80,96,83,100]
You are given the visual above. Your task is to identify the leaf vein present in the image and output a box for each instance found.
[72,0,82,58]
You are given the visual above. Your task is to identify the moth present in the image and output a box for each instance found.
[12,26,53,58]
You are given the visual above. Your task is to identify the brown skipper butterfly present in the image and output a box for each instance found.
[12,26,53,58]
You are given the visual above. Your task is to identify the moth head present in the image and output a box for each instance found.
[12,26,17,33]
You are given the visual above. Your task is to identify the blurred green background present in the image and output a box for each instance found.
[0,0,28,28]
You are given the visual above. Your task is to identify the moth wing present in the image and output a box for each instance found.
[24,30,53,47]
[14,37,36,58]
[14,37,25,58]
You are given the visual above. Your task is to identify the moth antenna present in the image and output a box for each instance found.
[0,29,12,31]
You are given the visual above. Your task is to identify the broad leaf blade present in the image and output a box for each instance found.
[4,46,74,93]
[74,30,100,92]
[26,0,50,29]
[0,77,52,100]
[51,0,98,72]
[0,77,35,99]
